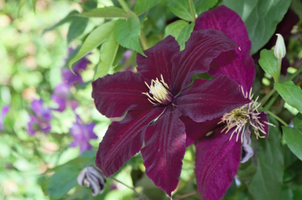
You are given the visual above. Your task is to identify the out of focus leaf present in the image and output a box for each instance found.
[193,0,218,14]
[113,11,145,56]
[248,117,283,200]
[223,0,291,54]
[94,34,119,80]
[275,81,302,114]
[293,186,302,200]
[134,0,161,15]
[177,22,195,51]
[67,17,89,43]
[18,0,28,15]
[32,0,38,13]
[164,20,188,38]
[283,114,302,161]
[75,7,127,18]
[258,49,278,82]
[69,21,115,68]
[43,10,80,33]
[167,0,196,22]
[281,185,293,200]
[291,0,302,18]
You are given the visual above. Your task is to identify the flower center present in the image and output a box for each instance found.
[143,75,172,105]
[220,87,271,142]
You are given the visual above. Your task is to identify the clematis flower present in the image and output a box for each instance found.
[51,83,78,112]
[92,29,250,196]
[186,6,270,200]
[0,105,10,130]
[27,99,52,135]
[69,115,98,153]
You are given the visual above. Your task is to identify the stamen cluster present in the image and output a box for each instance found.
[143,74,173,105]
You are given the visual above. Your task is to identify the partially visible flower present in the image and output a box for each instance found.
[27,99,52,135]
[92,29,250,196]
[77,165,106,196]
[274,33,286,59]
[188,6,270,200]
[51,83,78,112]
[69,115,97,153]
[0,105,10,130]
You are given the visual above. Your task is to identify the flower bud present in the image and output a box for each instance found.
[77,165,106,196]
[274,34,286,59]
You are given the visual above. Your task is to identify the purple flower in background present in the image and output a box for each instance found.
[62,50,91,86]
[0,105,10,130]
[70,115,97,153]
[92,29,250,196]
[183,6,270,200]
[27,99,52,135]
[51,83,78,112]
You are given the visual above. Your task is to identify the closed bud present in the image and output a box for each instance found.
[77,165,106,196]
[274,34,286,59]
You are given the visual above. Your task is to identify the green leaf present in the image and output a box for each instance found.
[275,81,302,114]
[193,0,218,14]
[69,21,115,68]
[258,49,279,82]
[18,0,28,16]
[283,114,302,161]
[113,11,145,56]
[167,0,196,22]
[248,116,283,200]
[94,34,119,80]
[164,20,188,38]
[223,0,291,54]
[134,0,161,15]
[176,22,195,51]
[67,18,89,43]
[43,10,80,33]
[75,7,127,18]
[32,0,38,13]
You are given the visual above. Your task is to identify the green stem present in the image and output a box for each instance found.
[289,66,302,81]
[266,110,288,126]
[118,0,130,12]
[140,33,148,50]
[259,88,276,106]
[188,0,196,21]
[276,58,281,83]
[263,92,279,111]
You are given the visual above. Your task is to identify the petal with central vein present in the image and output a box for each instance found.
[142,106,186,196]
[175,75,250,123]
[195,127,241,200]
[170,29,238,94]
[92,71,151,118]
[95,107,164,177]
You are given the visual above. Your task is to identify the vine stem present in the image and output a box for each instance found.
[266,110,288,126]
[118,0,130,12]
[109,176,147,200]
[173,191,198,199]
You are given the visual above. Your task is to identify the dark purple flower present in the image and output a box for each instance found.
[27,99,52,135]
[92,29,250,196]
[189,6,270,200]
[0,105,10,130]
[51,83,78,112]
[70,115,97,153]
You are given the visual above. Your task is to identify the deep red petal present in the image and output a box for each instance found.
[137,36,179,88]
[195,127,241,200]
[141,106,186,196]
[95,107,164,176]
[175,75,250,122]
[194,5,255,92]
[170,29,238,94]
[181,116,221,146]
[92,71,151,118]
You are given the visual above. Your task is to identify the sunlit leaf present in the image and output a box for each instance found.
[258,49,278,82]
[94,34,119,80]
[134,0,161,15]
[248,117,283,200]
[67,18,89,43]
[223,0,291,54]
[68,21,115,68]
[275,81,302,114]
[113,11,145,56]
[75,7,127,18]
[167,0,196,22]
[177,22,195,51]
[164,20,188,38]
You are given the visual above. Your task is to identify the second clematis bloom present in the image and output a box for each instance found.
[92,29,250,196]
[188,5,270,200]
